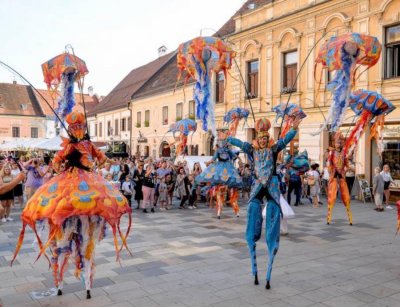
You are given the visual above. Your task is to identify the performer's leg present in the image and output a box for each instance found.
[246,199,263,285]
[49,241,61,295]
[265,199,280,289]
[216,186,224,218]
[327,177,338,224]
[83,257,94,299]
[339,178,353,225]
[229,188,240,217]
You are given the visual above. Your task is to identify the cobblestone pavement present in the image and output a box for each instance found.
[0,197,400,307]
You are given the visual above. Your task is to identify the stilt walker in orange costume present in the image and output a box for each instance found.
[10,49,131,300]
[326,132,353,225]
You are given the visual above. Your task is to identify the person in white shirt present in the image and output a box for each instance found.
[380,164,396,209]
[322,166,330,196]
[307,164,321,208]
[100,162,112,178]
[121,175,134,208]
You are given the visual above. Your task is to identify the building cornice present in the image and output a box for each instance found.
[227,0,356,41]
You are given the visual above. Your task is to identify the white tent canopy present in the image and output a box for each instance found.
[0,138,47,151]
[0,137,108,151]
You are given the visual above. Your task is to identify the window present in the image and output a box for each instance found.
[121,118,126,131]
[145,110,150,127]
[12,127,20,138]
[128,116,131,131]
[107,121,112,136]
[189,100,196,120]
[115,119,119,136]
[176,103,183,121]
[247,60,258,98]
[162,106,168,125]
[216,72,225,103]
[136,112,141,128]
[31,127,38,138]
[385,24,400,79]
[99,122,103,137]
[94,123,98,136]
[282,50,298,92]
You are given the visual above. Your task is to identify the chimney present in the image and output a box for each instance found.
[158,45,167,57]
[88,86,94,96]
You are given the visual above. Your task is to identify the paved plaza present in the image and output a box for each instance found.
[0,198,400,307]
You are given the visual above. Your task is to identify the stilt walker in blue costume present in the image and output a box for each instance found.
[227,117,302,289]
[196,130,243,219]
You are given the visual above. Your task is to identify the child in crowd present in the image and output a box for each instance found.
[373,167,385,212]
[121,175,134,207]
[106,173,121,190]
[158,177,168,210]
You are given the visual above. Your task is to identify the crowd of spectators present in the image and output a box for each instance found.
[0,151,395,224]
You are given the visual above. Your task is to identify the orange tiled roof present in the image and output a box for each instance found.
[88,52,175,116]
[0,83,44,117]
[35,89,99,117]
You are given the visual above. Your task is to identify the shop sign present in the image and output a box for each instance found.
[137,137,148,143]
[383,125,400,138]
[0,127,9,134]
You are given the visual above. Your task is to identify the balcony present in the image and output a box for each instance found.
[280,87,297,95]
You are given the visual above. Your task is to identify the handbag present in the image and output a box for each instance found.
[307,175,316,186]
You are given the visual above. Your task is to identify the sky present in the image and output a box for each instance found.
[0,0,244,96]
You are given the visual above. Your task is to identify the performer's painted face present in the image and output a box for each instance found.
[334,138,344,150]
[69,123,86,140]
[218,130,227,140]
[258,136,269,149]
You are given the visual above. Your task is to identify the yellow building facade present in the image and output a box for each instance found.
[218,0,400,182]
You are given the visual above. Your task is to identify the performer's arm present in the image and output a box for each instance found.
[275,128,297,153]
[91,143,108,166]
[52,144,73,173]
[275,117,301,152]
[226,137,253,155]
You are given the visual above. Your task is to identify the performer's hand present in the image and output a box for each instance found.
[292,117,302,129]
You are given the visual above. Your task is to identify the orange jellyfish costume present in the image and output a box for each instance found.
[12,112,132,299]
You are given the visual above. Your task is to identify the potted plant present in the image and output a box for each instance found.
[136,123,141,128]
[188,114,195,120]
[144,120,150,127]
[175,116,182,121]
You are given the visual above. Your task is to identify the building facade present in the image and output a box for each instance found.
[216,0,400,183]
[130,56,211,159]
[0,82,99,144]
[0,82,46,143]
[87,51,174,155]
